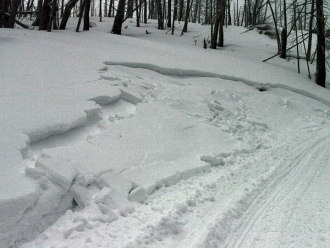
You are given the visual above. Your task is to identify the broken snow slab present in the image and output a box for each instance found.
[66,80,122,106]
[95,172,133,199]
[38,142,139,178]
[122,158,211,195]
[35,154,78,191]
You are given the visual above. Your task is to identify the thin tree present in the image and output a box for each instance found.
[167,0,171,27]
[136,0,140,27]
[156,0,164,29]
[171,0,177,34]
[76,0,85,31]
[280,0,287,58]
[267,0,281,52]
[306,0,315,61]
[218,0,225,46]
[83,0,91,30]
[99,0,102,21]
[227,0,231,25]
[211,0,221,49]
[182,0,193,33]
[315,0,325,87]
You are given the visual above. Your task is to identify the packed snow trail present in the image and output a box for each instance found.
[194,129,330,248]
[224,131,330,248]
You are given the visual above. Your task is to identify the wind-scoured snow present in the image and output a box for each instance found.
[1,17,330,248]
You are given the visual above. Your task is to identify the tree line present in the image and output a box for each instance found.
[0,0,327,87]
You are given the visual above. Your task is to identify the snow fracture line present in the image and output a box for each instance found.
[103,62,330,108]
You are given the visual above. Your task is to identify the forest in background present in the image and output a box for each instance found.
[0,0,328,87]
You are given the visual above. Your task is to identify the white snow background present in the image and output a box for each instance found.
[1,17,330,248]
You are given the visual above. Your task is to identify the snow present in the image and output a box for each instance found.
[1,17,330,248]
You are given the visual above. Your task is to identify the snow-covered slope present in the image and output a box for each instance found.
[0,18,329,247]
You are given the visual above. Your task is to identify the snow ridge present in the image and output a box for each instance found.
[103,61,330,107]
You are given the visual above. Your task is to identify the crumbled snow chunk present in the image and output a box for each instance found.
[162,173,182,187]
[94,187,134,216]
[63,223,85,239]
[97,203,118,222]
[186,199,197,207]
[128,187,148,203]
[200,156,225,166]
[35,155,77,191]
[37,176,49,190]
[96,172,133,199]
[175,203,188,214]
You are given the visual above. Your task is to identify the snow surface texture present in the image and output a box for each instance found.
[1,17,330,248]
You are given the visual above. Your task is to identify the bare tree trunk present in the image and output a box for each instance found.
[111,0,125,34]
[39,0,51,30]
[268,0,281,52]
[306,0,314,61]
[127,0,133,18]
[171,0,177,34]
[99,0,102,21]
[218,0,224,46]
[83,0,90,30]
[1,0,10,27]
[315,0,325,87]
[156,0,164,29]
[104,0,107,17]
[167,0,171,27]
[0,0,3,27]
[60,0,79,29]
[76,0,85,31]
[178,0,183,21]
[136,0,140,26]
[61,0,64,17]
[144,0,147,22]
[280,0,287,59]
[7,0,21,28]
[227,0,231,26]
[47,0,56,31]
[205,0,208,23]
[294,0,300,73]
[211,0,220,49]
[182,0,191,33]
[227,0,231,25]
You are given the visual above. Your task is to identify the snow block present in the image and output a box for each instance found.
[75,173,96,187]
[35,154,78,191]
[118,86,143,105]
[94,187,134,216]
[70,183,92,208]
[128,187,147,203]
[181,167,200,180]
[96,172,133,199]
[25,166,47,180]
